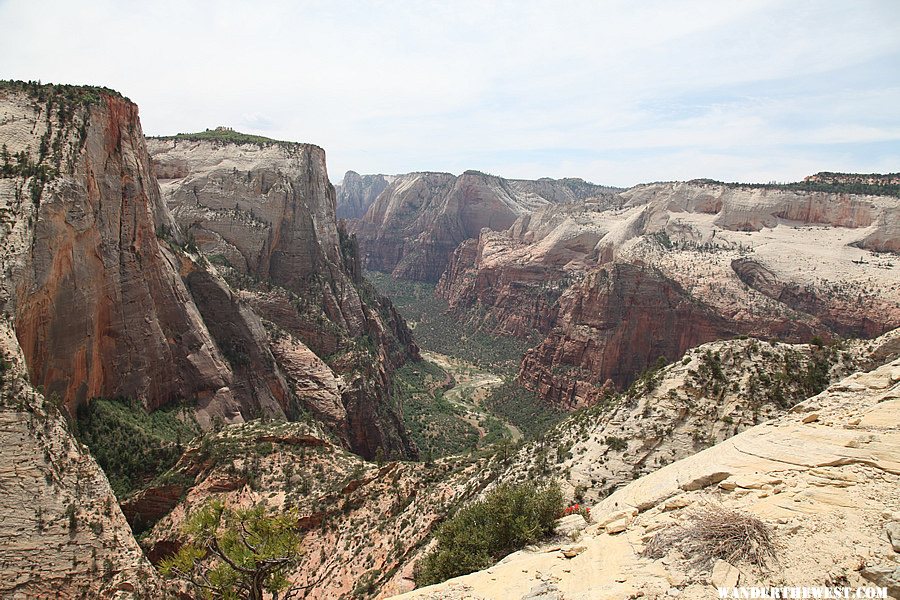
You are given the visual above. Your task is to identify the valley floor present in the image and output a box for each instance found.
[422,350,523,443]
[369,270,562,457]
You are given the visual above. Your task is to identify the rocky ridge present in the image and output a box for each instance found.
[349,170,618,282]
[438,181,900,406]
[496,329,900,504]
[138,329,898,599]
[0,82,423,596]
[395,342,900,600]
[136,419,510,599]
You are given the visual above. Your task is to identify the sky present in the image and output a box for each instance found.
[1,0,899,187]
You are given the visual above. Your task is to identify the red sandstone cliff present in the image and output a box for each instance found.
[438,181,900,407]
[0,81,171,598]
[517,264,738,407]
[1,83,243,423]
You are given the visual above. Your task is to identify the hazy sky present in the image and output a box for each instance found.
[2,0,899,187]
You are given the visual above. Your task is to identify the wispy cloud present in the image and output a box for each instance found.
[2,0,898,186]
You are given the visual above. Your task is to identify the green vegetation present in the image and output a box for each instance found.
[692,342,841,410]
[0,79,127,105]
[74,397,199,496]
[625,356,669,396]
[414,482,564,586]
[0,145,56,203]
[393,360,487,458]
[691,175,900,198]
[481,378,564,439]
[151,126,293,147]
[368,270,565,453]
[160,500,305,600]
[367,271,533,373]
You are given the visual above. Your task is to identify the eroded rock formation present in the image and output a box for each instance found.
[350,170,618,282]
[438,181,900,406]
[336,170,393,220]
[147,135,420,458]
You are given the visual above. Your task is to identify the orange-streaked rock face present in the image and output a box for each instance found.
[5,91,238,419]
[0,84,169,599]
[518,263,738,408]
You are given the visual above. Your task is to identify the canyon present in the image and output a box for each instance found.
[433,182,900,408]
[0,79,898,600]
[0,85,421,596]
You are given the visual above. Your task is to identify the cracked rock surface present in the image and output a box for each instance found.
[394,353,900,600]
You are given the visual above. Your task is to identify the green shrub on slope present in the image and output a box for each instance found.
[415,482,563,587]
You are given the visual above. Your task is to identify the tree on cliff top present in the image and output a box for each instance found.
[159,500,308,600]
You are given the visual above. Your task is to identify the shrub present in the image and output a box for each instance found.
[414,482,563,587]
[605,436,628,451]
[642,504,777,569]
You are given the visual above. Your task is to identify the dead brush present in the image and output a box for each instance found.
[641,504,777,570]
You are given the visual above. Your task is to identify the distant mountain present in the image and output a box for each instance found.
[335,170,394,220]
[347,169,620,281]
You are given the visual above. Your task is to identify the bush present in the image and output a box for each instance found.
[605,436,628,451]
[414,482,563,587]
[642,504,777,569]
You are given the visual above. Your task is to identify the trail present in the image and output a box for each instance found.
[421,350,523,443]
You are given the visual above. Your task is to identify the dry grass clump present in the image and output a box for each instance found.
[641,504,777,570]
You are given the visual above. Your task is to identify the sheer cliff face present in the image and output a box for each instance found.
[350,170,618,282]
[148,137,419,459]
[0,84,170,598]
[439,182,900,406]
[148,138,343,290]
[335,170,391,220]
[0,86,243,423]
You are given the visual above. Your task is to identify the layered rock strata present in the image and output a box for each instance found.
[147,135,420,458]
[0,325,165,598]
[350,170,618,282]
[438,182,900,406]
